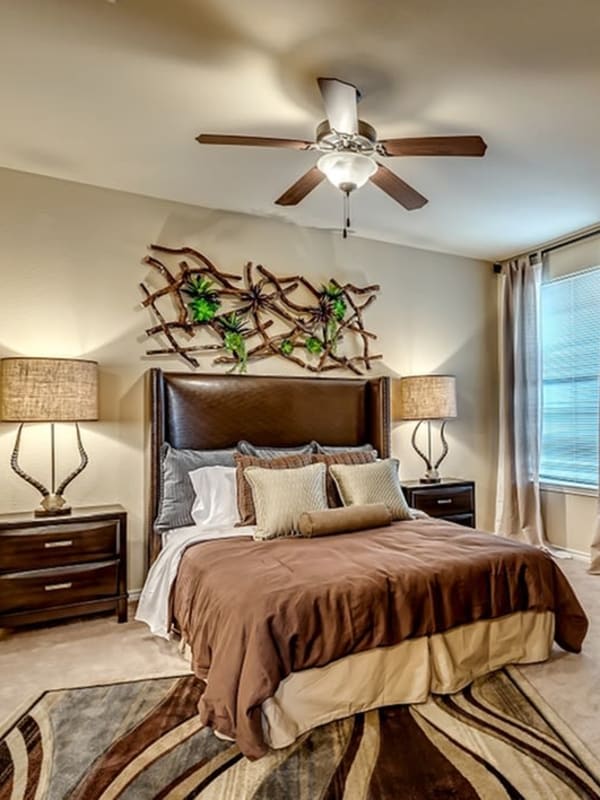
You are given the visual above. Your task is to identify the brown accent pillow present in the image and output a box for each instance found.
[311,449,377,507]
[298,504,392,537]
[234,453,313,526]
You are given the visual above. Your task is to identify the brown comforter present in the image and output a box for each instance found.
[172,518,588,759]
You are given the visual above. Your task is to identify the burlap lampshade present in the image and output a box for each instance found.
[0,358,98,422]
[392,375,457,421]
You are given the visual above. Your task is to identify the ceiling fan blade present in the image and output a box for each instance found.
[379,135,487,157]
[370,163,428,210]
[317,77,359,135]
[275,166,325,206]
[196,134,313,150]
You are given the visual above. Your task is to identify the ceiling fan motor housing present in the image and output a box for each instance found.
[315,119,378,154]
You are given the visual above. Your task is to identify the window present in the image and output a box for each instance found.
[540,267,600,487]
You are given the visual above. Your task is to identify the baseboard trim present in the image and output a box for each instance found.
[127,590,142,602]
[549,544,590,563]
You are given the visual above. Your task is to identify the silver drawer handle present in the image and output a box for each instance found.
[437,498,453,505]
[44,582,72,591]
[44,540,73,548]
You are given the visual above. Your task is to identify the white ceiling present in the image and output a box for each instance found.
[1,0,600,260]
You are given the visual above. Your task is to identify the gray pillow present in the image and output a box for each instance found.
[312,441,378,456]
[237,440,315,458]
[155,443,236,531]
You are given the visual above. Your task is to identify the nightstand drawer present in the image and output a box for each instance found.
[0,521,118,571]
[409,485,474,517]
[0,560,119,613]
[446,513,475,528]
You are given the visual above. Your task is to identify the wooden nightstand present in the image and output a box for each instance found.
[401,479,475,528]
[0,504,127,628]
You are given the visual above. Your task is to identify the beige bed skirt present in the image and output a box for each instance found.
[183,609,554,752]
[261,610,554,750]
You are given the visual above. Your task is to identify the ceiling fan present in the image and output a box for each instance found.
[196,77,487,234]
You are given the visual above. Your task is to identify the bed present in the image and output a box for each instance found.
[139,369,588,760]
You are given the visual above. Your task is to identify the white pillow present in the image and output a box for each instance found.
[189,466,239,529]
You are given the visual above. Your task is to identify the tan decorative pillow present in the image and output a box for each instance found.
[234,453,313,526]
[312,449,377,507]
[298,503,392,537]
[329,459,412,521]
[244,462,328,540]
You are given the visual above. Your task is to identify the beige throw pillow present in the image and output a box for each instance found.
[244,462,328,540]
[329,459,412,521]
[234,453,313,526]
[311,449,377,507]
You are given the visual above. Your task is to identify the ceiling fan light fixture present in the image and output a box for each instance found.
[317,152,377,193]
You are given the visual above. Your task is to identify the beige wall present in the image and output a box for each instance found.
[541,489,597,554]
[0,167,498,590]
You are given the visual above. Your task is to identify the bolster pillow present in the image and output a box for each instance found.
[298,503,392,537]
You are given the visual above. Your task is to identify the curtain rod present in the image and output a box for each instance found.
[494,224,600,271]
[541,226,600,256]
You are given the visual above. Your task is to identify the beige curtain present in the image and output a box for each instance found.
[495,254,546,546]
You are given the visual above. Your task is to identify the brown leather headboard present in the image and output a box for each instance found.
[148,369,391,563]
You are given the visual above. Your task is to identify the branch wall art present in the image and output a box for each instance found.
[140,244,381,375]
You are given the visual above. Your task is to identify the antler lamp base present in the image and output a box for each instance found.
[411,419,450,484]
[421,468,441,484]
[11,422,89,517]
[35,494,71,517]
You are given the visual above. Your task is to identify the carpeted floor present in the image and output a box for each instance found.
[2,669,599,799]
[0,558,597,798]
[516,558,600,757]
[0,602,190,737]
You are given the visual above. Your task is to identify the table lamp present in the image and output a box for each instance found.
[0,357,98,515]
[392,374,457,483]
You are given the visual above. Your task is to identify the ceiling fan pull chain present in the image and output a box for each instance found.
[343,190,351,239]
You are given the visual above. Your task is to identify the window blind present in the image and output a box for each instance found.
[540,267,600,487]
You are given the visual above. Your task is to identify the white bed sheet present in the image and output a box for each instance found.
[135,523,255,638]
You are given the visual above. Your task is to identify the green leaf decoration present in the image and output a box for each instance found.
[219,311,249,334]
[185,275,221,322]
[333,297,346,321]
[326,319,341,354]
[319,282,346,324]
[189,297,220,322]
[224,331,244,351]
[321,281,343,299]
[218,312,249,373]
[183,276,216,299]
[280,339,294,356]
[305,336,324,355]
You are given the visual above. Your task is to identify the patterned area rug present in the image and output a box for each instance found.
[1,668,599,799]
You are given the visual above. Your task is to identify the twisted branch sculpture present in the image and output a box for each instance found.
[140,244,381,374]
